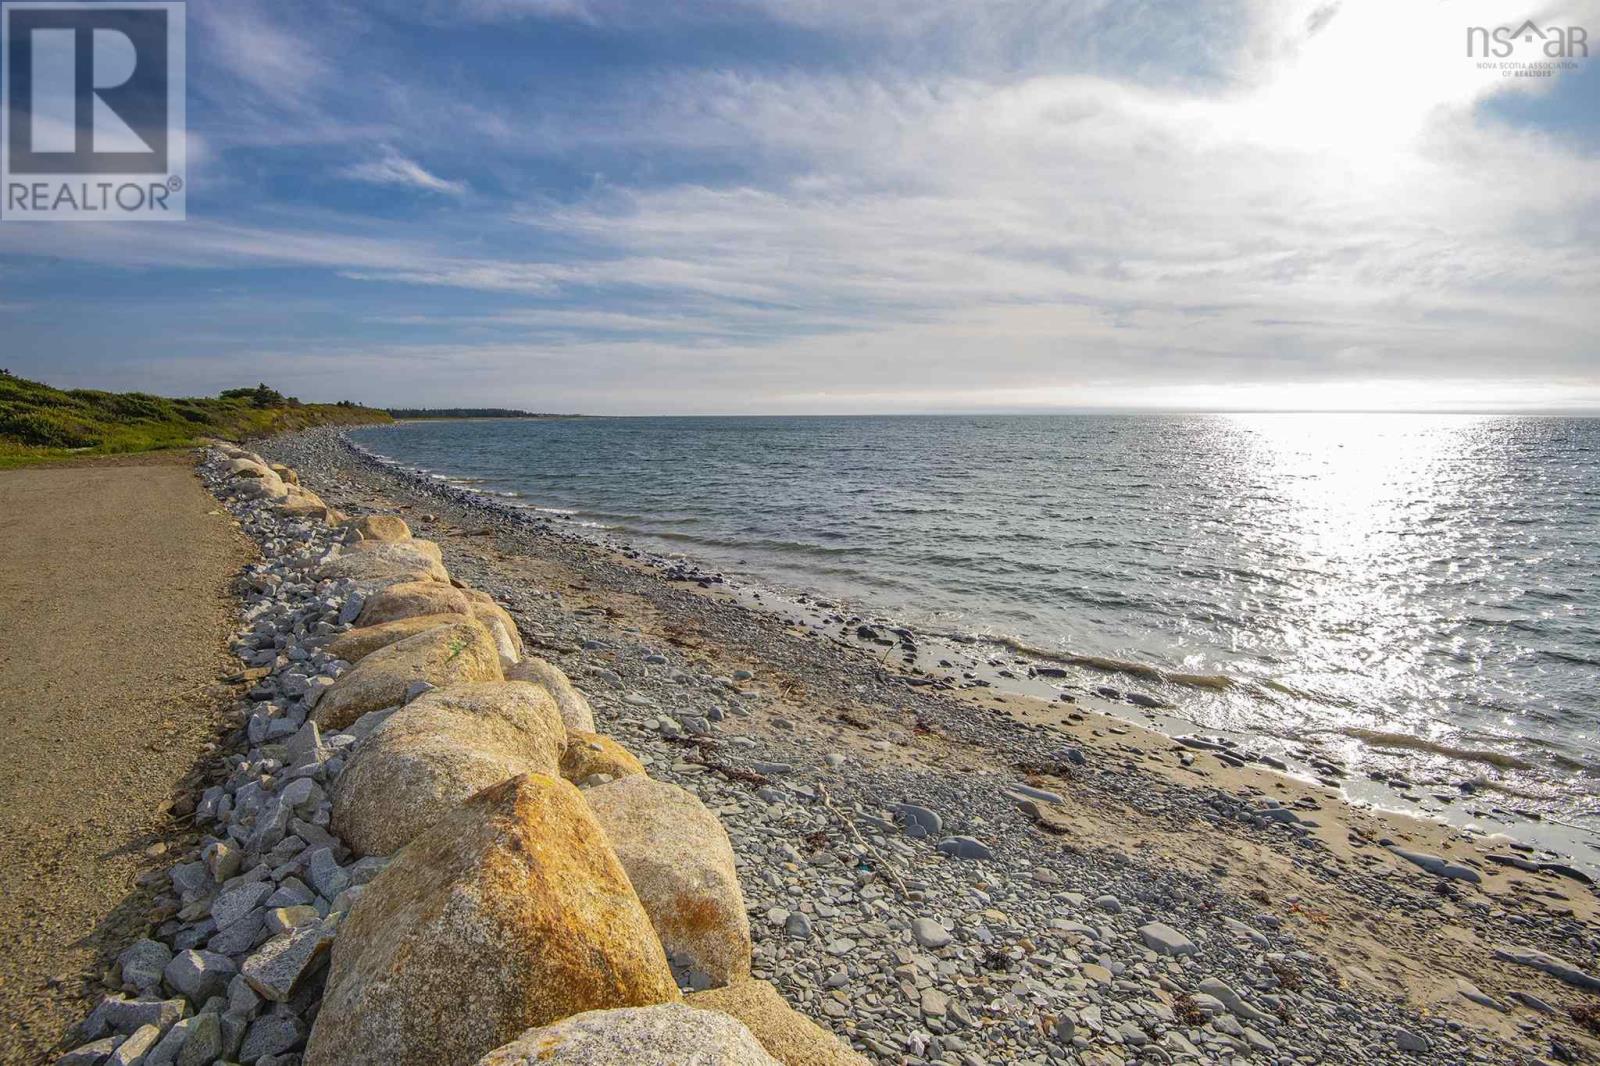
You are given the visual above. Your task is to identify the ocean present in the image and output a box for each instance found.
[348,413,1600,850]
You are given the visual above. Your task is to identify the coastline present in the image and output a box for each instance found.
[254,427,1600,1063]
[339,426,1600,879]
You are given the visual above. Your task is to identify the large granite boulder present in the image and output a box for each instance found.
[357,580,472,627]
[689,981,869,1065]
[331,681,568,856]
[506,657,596,734]
[317,539,450,585]
[475,1004,778,1066]
[325,614,466,664]
[346,514,411,542]
[465,589,524,665]
[560,732,646,786]
[304,774,679,1066]
[584,776,751,988]
[312,620,502,731]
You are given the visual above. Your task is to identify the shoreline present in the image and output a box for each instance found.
[254,427,1600,1063]
[339,428,1600,880]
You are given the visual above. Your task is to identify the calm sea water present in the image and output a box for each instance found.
[350,414,1600,830]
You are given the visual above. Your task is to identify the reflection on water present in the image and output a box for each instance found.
[352,413,1600,828]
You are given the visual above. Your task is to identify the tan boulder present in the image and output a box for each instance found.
[506,657,595,734]
[689,981,869,1066]
[270,463,300,485]
[476,1004,778,1066]
[465,589,524,664]
[326,614,466,663]
[584,776,751,988]
[317,539,449,585]
[303,774,679,1066]
[346,514,412,543]
[226,457,272,478]
[560,732,646,786]
[357,581,472,627]
[331,681,568,856]
[312,620,502,731]
[232,471,288,500]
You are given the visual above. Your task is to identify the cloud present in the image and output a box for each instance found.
[339,152,470,195]
[2,0,1598,412]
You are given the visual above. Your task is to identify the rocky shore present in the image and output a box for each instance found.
[51,429,1600,1065]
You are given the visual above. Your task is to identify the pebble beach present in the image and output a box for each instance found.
[48,429,1600,1066]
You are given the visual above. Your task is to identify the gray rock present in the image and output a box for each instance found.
[1137,922,1197,957]
[239,1010,304,1062]
[142,1016,197,1066]
[304,847,348,900]
[1197,977,1267,1022]
[1093,894,1121,913]
[783,912,813,940]
[1493,944,1600,992]
[163,949,237,1003]
[1394,1028,1430,1053]
[118,940,172,997]
[936,836,993,861]
[1388,846,1481,883]
[241,916,338,1002]
[106,1025,161,1066]
[176,1012,223,1066]
[892,803,942,838]
[83,996,187,1040]
[1005,783,1065,806]
[55,1037,121,1066]
[911,917,952,948]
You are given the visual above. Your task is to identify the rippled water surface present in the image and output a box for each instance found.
[351,414,1600,826]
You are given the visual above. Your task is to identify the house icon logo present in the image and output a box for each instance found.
[1467,19,1589,60]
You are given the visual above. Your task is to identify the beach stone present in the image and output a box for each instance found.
[241,916,339,1002]
[911,917,951,949]
[318,538,450,585]
[312,619,503,730]
[935,836,993,861]
[211,880,272,930]
[475,1004,778,1066]
[326,614,464,663]
[506,657,597,734]
[689,980,870,1065]
[106,1025,161,1066]
[304,773,678,1066]
[1493,944,1600,992]
[332,680,567,856]
[1138,922,1197,957]
[357,581,472,627]
[118,939,172,996]
[83,995,187,1039]
[585,775,751,988]
[560,731,647,785]
[241,1011,304,1062]
[1394,1028,1430,1053]
[346,514,411,542]
[163,949,237,1002]
[1388,846,1481,883]
[56,1037,120,1065]
[892,804,942,838]
[176,1013,223,1066]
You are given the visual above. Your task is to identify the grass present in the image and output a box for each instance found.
[0,373,392,469]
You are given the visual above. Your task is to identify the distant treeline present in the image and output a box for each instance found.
[385,408,581,420]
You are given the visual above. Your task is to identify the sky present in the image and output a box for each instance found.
[1,0,1598,414]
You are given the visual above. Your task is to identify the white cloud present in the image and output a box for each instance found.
[339,152,470,195]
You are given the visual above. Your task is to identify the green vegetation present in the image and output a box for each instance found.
[0,371,391,468]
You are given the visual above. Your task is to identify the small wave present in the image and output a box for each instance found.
[984,636,1237,690]
[1337,727,1534,771]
